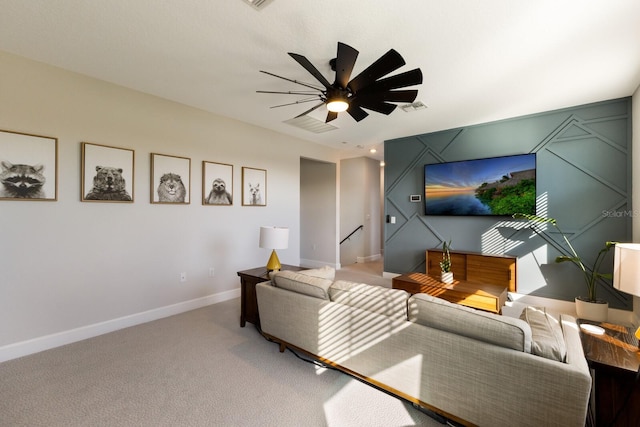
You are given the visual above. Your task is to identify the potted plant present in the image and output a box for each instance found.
[513,213,616,321]
[440,239,454,284]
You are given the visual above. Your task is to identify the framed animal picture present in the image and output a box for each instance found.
[0,129,58,201]
[202,161,233,206]
[151,153,191,204]
[81,142,134,203]
[242,166,266,206]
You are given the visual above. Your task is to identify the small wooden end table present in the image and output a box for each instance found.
[579,320,640,426]
[392,272,507,314]
[237,264,304,328]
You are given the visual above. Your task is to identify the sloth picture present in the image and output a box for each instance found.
[205,177,232,205]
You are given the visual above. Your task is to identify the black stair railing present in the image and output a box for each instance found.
[340,225,363,245]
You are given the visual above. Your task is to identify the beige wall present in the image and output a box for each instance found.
[0,51,340,360]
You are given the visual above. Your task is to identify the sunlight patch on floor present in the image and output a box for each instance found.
[323,377,417,427]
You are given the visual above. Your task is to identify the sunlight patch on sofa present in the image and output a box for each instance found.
[317,302,409,364]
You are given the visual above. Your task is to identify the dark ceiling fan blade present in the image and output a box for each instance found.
[270,98,323,109]
[357,100,398,115]
[288,53,332,89]
[347,105,369,122]
[334,42,358,89]
[257,90,320,96]
[325,111,339,123]
[356,89,418,104]
[357,68,423,93]
[295,102,326,118]
[259,70,324,91]
[347,49,406,93]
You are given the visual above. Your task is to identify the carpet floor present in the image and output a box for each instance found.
[0,262,446,427]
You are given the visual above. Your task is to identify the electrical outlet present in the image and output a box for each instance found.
[209,267,215,277]
[180,272,187,282]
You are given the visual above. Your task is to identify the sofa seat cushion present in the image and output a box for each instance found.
[271,270,333,300]
[329,280,410,320]
[408,293,532,353]
[519,306,567,362]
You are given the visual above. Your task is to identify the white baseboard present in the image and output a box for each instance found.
[0,288,240,363]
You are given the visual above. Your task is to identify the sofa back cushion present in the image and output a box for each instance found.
[297,266,335,280]
[271,270,333,300]
[519,306,567,362]
[329,280,410,320]
[408,293,532,353]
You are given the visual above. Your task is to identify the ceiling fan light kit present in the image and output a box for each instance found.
[327,99,349,113]
[259,42,423,123]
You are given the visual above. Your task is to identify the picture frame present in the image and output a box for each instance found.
[0,129,58,201]
[202,161,233,205]
[81,142,135,203]
[242,166,266,206]
[151,153,191,204]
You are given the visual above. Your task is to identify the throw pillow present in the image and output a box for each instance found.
[519,306,567,362]
[271,270,333,300]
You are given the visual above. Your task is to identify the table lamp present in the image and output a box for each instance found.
[612,243,640,344]
[259,226,289,272]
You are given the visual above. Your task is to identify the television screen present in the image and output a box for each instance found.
[424,153,536,216]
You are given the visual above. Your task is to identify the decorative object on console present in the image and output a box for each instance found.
[259,226,289,272]
[513,213,616,322]
[439,239,453,284]
[613,243,640,345]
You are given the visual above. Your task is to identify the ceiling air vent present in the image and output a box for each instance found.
[242,0,274,10]
[283,115,338,134]
[400,101,427,112]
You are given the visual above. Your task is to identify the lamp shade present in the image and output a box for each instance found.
[259,226,289,250]
[613,243,640,296]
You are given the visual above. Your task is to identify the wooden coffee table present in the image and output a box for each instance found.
[392,272,507,314]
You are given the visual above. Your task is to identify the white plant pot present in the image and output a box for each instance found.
[575,297,608,322]
[441,271,454,284]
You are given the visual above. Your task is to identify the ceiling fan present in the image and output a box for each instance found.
[258,42,423,123]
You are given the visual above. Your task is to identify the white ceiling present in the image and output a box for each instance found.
[1,0,639,160]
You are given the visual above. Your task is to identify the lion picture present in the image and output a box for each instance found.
[157,173,186,203]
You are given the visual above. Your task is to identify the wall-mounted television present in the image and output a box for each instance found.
[424,153,536,216]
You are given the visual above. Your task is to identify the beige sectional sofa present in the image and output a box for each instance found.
[255,267,592,427]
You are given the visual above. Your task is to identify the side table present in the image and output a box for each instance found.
[579,320,640,426]
[237,265,304,328]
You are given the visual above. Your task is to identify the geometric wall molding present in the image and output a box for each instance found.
[384,97,632,309]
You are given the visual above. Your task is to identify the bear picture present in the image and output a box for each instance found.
[81,142,134,203]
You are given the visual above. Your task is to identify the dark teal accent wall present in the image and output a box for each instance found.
[384,98,632,310]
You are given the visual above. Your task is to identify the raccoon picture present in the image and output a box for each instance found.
[157,173,186,203]
[0,161,46,199]
[206,178,232,205]
[84,166,132,201]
